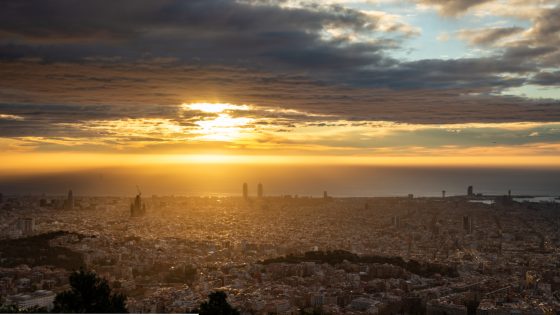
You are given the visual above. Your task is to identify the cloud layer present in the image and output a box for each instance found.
[0,0,559,154]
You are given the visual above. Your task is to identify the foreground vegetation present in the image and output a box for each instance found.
[261,250,459,278]
[0,231,85,270]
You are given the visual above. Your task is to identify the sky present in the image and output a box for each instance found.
[0,0,560,195]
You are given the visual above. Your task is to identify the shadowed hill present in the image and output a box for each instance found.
[261,250,459,278]
[0,231,85,270]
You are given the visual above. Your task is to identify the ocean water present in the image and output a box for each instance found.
[513,197,560,203]
[1,165,559,197]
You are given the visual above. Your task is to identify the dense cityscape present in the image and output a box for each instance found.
[0,184,559,314]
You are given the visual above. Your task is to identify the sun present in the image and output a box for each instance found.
[182,102,255,141]
[182,102,250,113]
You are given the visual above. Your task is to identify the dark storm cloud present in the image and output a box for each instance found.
[0,0,548,91]
[0,0,391,68]
[1,60,560,141]
[502,45,557,60]
[531,71,560,86]
[0,103,181,137]
[0,0,371,40]
[0,0,559,138]
[0,103,177,122]
[332,56,532,90]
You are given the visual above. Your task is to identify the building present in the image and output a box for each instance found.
[392,216,401,228]
[257,183,263,198]
[6,290,56,311]
[467,186,474,196]
[130,193,146,217]
[64,189,74,210]
[323,191,328,199]
[243,183,248,200]
[17,218,34,236]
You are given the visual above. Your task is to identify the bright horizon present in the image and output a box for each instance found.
[1,0,560,193]
[2,101,560,176]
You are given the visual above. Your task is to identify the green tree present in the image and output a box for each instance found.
[195,291,239,315]
[52,269,127,313]
[299,307,326,315]
[463,292,480,315]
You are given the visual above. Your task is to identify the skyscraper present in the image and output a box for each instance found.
[442,190,446,198]
[467,185,474,196]
[257,183,263,198]
[130,193,146,217]
[65,189,74,210]
[243,182,248,200]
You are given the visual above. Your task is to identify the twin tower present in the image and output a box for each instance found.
[243,182,263,200]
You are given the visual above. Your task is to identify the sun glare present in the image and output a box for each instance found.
[183,102,251,113]
[181,102,255,141]
[194,114,254,141]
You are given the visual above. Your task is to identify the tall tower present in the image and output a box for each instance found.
[66,189,74,210]
[467,185,473,196]
[243,182,248,200]
[257,183,263,198]
[130,193,145,217]
[442,190,446,198]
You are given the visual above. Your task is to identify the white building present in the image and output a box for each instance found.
[6,290,56,311]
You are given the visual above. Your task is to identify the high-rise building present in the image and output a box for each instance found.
[6,290,56,311]
[65,190,74,210]
[467,185,474,196]
[130,193,146,217]
[257,183,263,198]
[17,218,35,236]
[323,191,328,199]
[243,183,248,200]
[442,190,446,198]
[0,193,3,203]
